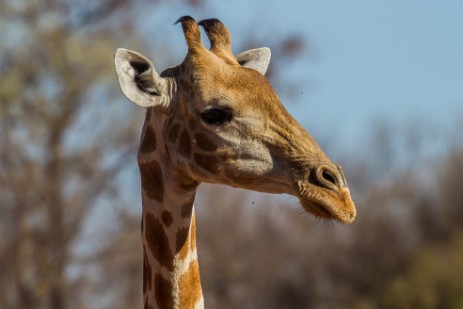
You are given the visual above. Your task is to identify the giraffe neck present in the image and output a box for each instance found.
[139,109,204,309]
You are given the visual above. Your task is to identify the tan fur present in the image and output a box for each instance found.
[176,227,190,260]
[178,260,202,309]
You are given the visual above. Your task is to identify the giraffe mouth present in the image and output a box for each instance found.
[298,182,356,224]
[301,199,335,221]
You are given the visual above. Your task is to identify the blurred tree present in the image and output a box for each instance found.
[385,234,463,309]
[0,1,139,308]
[438,149,463,232]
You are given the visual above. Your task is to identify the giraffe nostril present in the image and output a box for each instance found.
[314,165,341,191]
[322,169,337,186]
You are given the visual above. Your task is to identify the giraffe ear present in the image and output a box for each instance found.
[114,48,172,112]
[236,47,271,76]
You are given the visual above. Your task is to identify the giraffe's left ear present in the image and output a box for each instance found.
[236,47,271,76]
[114,48,172,112]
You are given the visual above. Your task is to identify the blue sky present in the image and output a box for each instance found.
[142,0,462,151]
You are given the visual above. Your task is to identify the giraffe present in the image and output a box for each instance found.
[114,16,356,309]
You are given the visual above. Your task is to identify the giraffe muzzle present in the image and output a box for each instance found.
[299,163,356,224]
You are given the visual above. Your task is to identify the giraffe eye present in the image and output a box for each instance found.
[200,108,233,126]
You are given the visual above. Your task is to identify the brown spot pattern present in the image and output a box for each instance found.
[154,273,174,309]
[143,249,153,294]
[161,210,173,227]
[167,116,174,129]
[194,153,220,173]
[168,123,181,144]
[179,78,192,94]
[143,250,148,294]
[180,200,193,218]
[188,118,196,130]
[178,130,191,158]
[141,216,144,234]
[178,260,202,309]
[177,179,198,192]
[144,299,150,309]
[195,132,218,152]
[145,213,173,271]
[145,108,152,122]
[189,165,208,178]
[140,160,164,202]
[176,227,190,260]
[139,126,157,153]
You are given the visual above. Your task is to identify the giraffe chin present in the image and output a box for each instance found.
[298,184,356,224]
[300,198,356,224]
[301,200,335,221]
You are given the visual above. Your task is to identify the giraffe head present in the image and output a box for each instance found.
[115,16,356,224]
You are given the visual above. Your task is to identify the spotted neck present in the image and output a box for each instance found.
[139,109,204,309]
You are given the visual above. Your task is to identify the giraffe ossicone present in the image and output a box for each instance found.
[115,15,356,309]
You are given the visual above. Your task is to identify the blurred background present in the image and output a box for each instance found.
[1,0,462,308]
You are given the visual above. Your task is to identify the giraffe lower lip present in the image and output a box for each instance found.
[301,199,335,220]
[297,181,343,221]
[313,203,333,218]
